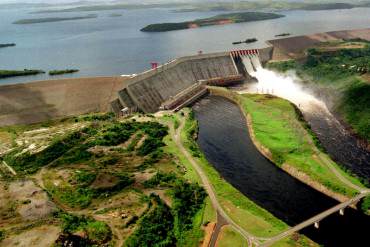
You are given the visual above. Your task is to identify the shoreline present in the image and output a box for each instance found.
[208,86,354,203]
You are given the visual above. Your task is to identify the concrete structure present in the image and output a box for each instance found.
[259,192,370,247]
[112,48,272,114]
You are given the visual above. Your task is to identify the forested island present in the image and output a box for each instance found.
[13,14,97,25]
[141,12,284,32]
[0,43,15,48]
[49,69,79,75]
[0,69,44,78]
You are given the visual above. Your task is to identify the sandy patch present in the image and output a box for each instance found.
[1,225,61,247]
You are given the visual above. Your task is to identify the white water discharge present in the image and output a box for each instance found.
[240,56,347,134]
[247,64,329,114]
[241,55,255,75]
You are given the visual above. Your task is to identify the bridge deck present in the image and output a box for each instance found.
[260,192,369,246]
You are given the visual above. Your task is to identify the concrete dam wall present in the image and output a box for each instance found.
[115,48,273,113]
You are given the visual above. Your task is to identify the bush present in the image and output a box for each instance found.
[124,195,175,247]
[4,128,91,174]
[143,172,177,188]
[171,180,207,236]
[59,213,111,244]
[85,221,111,244]
[137,137,165,156]
[74,170,96,187]
[0,230,5,241]
[361,196,370,214]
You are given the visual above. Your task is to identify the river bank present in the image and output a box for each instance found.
[208,87,365,202]
[192,94,370,246]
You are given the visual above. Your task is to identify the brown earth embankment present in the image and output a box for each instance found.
[0,76,126,126]
[268,28,370,60]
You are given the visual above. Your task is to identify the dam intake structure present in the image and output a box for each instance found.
[111,48,272,115]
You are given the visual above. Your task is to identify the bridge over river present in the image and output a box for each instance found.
[259,191,370,246]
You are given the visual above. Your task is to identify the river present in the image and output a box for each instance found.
[1,7,370,84]
[193,96,370,247]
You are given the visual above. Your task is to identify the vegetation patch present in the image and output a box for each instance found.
[49,69,79,76]
[0,69,44,79]
[141,12,284,32]
[360,196,370,215]
[58,212,112,245]
[239,94,359,197]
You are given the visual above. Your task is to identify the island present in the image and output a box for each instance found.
[49,69,79,76]
[0,69,45,78]
[0,43,16,48]
[141,12,285,32]
[109,13,123,17]
[13,14,97,25]
[233,38,258,45]
[275,33,291,37]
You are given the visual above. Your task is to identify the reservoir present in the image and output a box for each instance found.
[193,96,370,247]
[2,7,370,84]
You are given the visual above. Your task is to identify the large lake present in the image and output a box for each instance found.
[1,7,370,84]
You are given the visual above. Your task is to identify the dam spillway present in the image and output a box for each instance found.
[112,48,272,114]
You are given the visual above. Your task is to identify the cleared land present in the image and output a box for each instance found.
[0,113,213,247]
[268,28,370,60]
[0,76,126,126]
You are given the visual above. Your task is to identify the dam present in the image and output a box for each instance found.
[111,47,272,115]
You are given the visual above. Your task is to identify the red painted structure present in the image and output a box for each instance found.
[230,49,259,58]
[151,62,159,69]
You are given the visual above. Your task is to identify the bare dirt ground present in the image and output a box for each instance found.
[0,225,61,247]
[0,76,127,126]
[268,28,370,60]
[0,180,57,227]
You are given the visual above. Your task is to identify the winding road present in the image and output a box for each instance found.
[169,113,261,246]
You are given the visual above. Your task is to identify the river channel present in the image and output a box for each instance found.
[193,96,370,247]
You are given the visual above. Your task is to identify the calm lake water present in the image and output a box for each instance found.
[1,7,370,84]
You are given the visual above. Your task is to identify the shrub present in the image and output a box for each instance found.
[85,221,111,244]
[124,195,175,247]
[143,172,177,188]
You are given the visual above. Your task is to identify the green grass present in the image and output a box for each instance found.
[239,94,361,196]
[271,234,318,247]
[217,225,246,247]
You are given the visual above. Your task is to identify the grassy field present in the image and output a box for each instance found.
[217,226,246,247]
[239,94,362,197]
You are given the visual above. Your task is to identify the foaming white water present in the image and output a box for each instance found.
[249,67,328,113]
